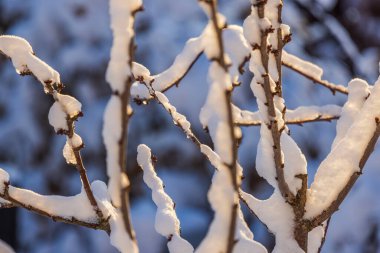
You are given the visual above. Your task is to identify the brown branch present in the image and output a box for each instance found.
[0,182,110,232]
[317,219,331,253]
[308,118,380,230]
[198,1,239,252]
[64,113,105,222]
[118,70,135,241]
[256,1,295,205]
[0,201,14,209]
[283,61,348,95]
[286,115,339,126]
[236,114,339,126]
[157,52,203,94]
[0,43,107,228]
[253,1,310,250]
[113,9,143,241]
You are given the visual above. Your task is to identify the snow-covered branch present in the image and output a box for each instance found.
[244,0,296,204]
[282,51,348,95]
[243,0,312,251]
[137,145,194,253]
[0,36,61,94]
[234,104,341,126]
[131,34,204,102]
[196,1,239,252]
[0,35,105,224]
[102,0,143,244]
[305,77,380,227]
[0,168,109,231]
[131,24,250,102]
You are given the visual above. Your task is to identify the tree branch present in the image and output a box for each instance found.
[308,118,380,229]
[0,182,110,232]
[283,59,348,95]
[206,1,239,252]
[0,37,106,225]
[104,1,144,241]
[256,1,295,204]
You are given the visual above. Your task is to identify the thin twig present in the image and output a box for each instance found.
[236,114,339,126]
[283,61,348,95]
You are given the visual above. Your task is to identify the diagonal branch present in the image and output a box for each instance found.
[282,52,348,95]
[0,36,105,224]
[308,118,380,229]
[131,34,205,102]
[305,77,380,237]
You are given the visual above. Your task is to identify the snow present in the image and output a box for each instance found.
[243,9,263,46]
[195,160,236,253]
[196,12,243,249]
[283,51,323,80]
[91,180,138,253]
[102,95,122,206]
[286,105,342,123]
[234,104,342,126]
[137,144,193,253]
[199,62,233,164]
[306,76,380,219]
[2,0,379,252]
[0,168,10,193]
[308,225,325,253]
[332,79,369,149]
[232,105,261,126]
[130,32,204,100]
[0,35,60,92]
[282,133,307,195]
[241,2,312,251]
[106,0,141,93]
[198,145,266,252]
[151,35,203,93]
[241,190,303,253]
[7,184,97,222]
[48,93,82,133]
[132,62,152,83]
[48,102,68,132]
[155,92,192,137]
[103,0,142,217]
[131,24,249,100]
[63,141,77,165]
[55,93,82,118]
[68,133,83,149]
[223,26,250,85]
[0,239,15,253]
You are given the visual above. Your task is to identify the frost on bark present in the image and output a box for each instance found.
[1,0,380,253]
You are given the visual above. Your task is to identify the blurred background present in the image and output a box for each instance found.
[0,0,380,252]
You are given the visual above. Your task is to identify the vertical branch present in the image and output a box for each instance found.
[208,2,239,252]
[119,44,135,241]
[104,0,143,242]
[196,1,241,252]
[256,0,295,204]
[244,1,309,251]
